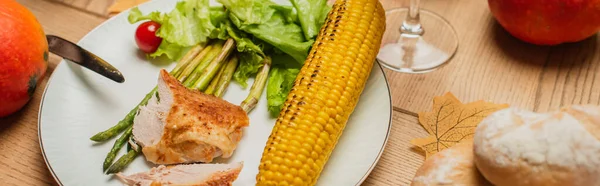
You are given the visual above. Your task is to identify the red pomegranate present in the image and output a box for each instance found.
[0,0,48,117]
[488,0,600,45]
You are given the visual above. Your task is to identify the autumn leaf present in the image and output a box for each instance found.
[411,92,509,159]
[107,0,149,16]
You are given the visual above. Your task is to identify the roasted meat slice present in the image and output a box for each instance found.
[117,162,243,186]
[133,69,249,164]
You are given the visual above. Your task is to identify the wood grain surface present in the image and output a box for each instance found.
[0,0,598,185]
[48,0,116,17]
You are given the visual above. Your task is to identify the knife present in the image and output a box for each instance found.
[46,35,125,83]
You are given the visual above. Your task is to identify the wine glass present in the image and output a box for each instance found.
[376,0,459,73]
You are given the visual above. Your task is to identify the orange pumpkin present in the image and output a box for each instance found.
[0,0,48,117]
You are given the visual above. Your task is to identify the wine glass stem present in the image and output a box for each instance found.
[401,0,424,35]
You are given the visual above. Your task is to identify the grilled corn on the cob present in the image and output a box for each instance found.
[256,0,386,185]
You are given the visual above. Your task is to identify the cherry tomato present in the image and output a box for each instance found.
[135,21,162,53]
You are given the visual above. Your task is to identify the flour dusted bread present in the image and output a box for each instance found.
[473,105,600,186]
[411,141,492,186]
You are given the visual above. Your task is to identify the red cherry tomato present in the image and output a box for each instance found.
[135,21,162,53]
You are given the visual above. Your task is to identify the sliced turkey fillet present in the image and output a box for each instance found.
[117,162,243,186]
[133,69,249,165]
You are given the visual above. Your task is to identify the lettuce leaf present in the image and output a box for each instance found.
[209,6,229,25]
[155,0,215,46]
[128,8,166,24]
[234,52,264,88]
[267,65,300,117]
[290,0,331,40]
[208,6,230,40]
[217,0,312,64]
[225,20,264,55]
[149,40,188,61]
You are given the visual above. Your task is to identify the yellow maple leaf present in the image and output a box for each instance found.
[107,0,149,16]
[411,92,509,159]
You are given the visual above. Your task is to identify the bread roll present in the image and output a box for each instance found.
[411,141,492,186]
[473,105,600,186]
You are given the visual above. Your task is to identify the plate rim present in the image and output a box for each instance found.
[37,2,394,185]
[354,59,393,185]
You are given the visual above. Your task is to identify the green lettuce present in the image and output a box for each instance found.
[159,0,215,46]
[217,0,313,64]
[128,8,166,24]
[150,40,188,61]
[290,0,331,40]
[208,6,229,25]
[225,20,264,55]
[234,52,264,88]
[266,65,300,117]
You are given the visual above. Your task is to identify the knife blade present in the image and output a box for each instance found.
[46,35,125,83]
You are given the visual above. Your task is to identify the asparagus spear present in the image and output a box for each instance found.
[205,62,226,95]
[105,149,140,174]
[103,125,133,171]
[213,55,239,98]
[171,44,205,77]
[177,43,216,82]
[182,41,225,86]
[192,38,236,91]
[241,56,272,113]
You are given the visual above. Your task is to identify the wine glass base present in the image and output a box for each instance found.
[377,8,459,73]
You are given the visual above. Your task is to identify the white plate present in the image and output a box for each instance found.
[38,0,392,185]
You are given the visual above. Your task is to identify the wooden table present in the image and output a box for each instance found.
[1,0,598,185]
